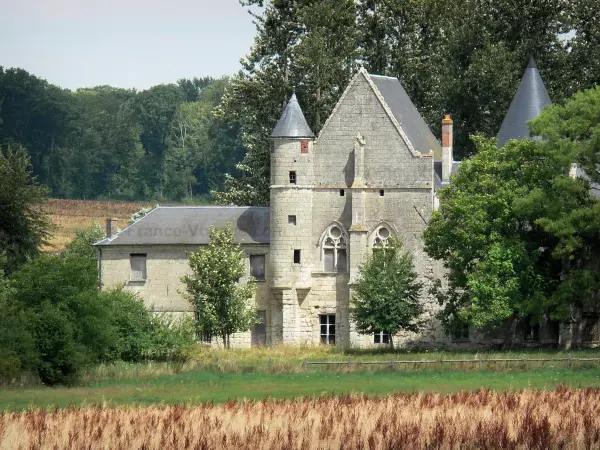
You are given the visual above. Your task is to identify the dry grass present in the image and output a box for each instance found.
[43,198,154,253]
[2,387,600,449]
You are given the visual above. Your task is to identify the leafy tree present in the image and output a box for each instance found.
[215,0,356,206]
[0,145,51,275]
[351,237,424,348]
[181,223,257,348]
[531,86,600,186]
[424,136,600,344]
[61,223,105,261]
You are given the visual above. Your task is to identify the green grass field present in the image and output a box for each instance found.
[2,368,600,412]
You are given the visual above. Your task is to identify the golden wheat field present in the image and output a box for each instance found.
[43,198,154,253]
[2,387,600,450]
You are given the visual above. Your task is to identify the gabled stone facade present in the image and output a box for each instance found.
[97,64,595,349]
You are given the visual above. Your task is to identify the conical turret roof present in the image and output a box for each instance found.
[271,93,315,138]
[497,58,552,147]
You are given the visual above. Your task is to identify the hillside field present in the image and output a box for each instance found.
[43,199,156,253]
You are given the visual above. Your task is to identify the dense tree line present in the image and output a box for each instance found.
[0,70,244,201]
[216,0,600,206]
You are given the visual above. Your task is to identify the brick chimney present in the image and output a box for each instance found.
[441,114,454,182]
[106,218,119,239]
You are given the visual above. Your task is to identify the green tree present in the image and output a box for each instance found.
[215,0,356,206]
[531,86,600,187]
[351,237,424,348]
[0,145,51,275]
[423,136,600,344]
[61,223,105,261]
[181,223,257,348]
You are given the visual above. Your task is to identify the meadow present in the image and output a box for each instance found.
[2,387,600,449]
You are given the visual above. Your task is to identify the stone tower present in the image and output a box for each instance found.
[269,93,315,344]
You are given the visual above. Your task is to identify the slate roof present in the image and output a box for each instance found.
[370,74,442,156]
[434,161,462,189]
[94,206,270,246]
[271,93,315,138]
[497,58,552,147]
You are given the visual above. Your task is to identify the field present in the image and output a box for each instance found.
[2,387,600,449]
[43,198,155,253]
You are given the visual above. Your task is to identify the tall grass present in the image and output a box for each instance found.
[80,346,600,383]
[1,387,599,449]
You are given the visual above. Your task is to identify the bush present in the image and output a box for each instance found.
[1,252,197,385]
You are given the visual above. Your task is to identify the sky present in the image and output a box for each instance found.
[1,0,259,91]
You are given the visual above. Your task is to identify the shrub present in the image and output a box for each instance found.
[1,251,197,385]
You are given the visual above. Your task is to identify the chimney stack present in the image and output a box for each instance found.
[441,114,454,182]
[106,218,119,239]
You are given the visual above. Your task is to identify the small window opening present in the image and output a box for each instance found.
[250,254,266,281]
[301,140,309,153]
[293,249,301,264]
[130,254,147,281]
[320,314,336,345]
[524,321,540,341]
[374,331,390,344]
[379,189,385,197]
[288,215,297,225]
[452,323,469,341]
[340,189,345,196]
[322,225,347,273]
[289,171,297,184]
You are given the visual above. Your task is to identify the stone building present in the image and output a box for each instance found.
[97,62,597,348]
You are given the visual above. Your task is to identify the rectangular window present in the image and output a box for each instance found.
[251,310,267,346]
[523,322,540,341]
[340,189,345,197]
[130,254,147,281]
[374,331,390,344]
[288,215,297,226]
[379,189,385,197]
[293,249,301,264]
[289,171,296,184]
[337,248,347,272]
[323,248,335,272]
[301,140,309,153]
[250,254,266,281]
[320,314,336,345]
[452,323,469,341]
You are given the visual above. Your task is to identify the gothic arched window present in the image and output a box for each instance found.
[322,224,347,273]
[373,226,391,248]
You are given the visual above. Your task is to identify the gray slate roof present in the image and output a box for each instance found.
[370,74,442,156]
[497,58,552,147]
[95,206,270,246]
[271,93,315,138]
[434,161,463,189]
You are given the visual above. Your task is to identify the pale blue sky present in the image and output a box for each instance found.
[1,0,258,90]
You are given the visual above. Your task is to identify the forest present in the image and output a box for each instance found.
[1,0,599,204]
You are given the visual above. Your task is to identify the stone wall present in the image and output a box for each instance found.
[99,243,271,348]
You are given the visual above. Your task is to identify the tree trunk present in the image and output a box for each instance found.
[315,86,321,130]
[389,334,394,350]
[222,334,227,349]
[502,316,519,350]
